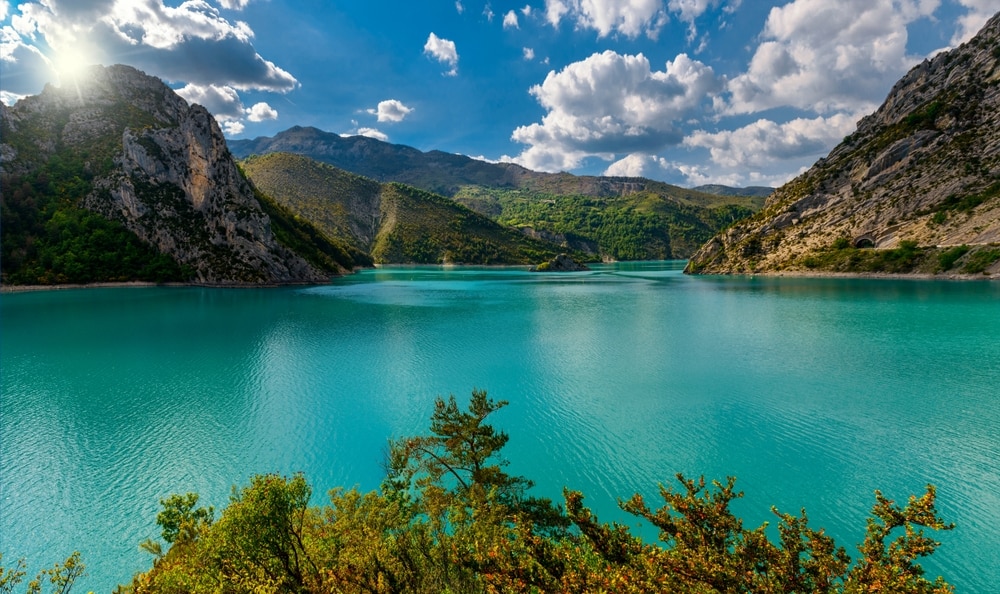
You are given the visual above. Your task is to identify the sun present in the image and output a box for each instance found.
[51,43,101,87]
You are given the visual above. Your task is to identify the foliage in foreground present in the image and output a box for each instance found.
[0,552,84,594]
[122,390,954,593]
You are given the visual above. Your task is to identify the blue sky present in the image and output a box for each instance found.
[1,1,996,187]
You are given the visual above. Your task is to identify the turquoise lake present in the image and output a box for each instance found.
[1,261,998,592]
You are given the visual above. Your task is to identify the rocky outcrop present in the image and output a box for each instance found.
[1,65,335,284]
[530,253,590,272]
[687,11,1000,276]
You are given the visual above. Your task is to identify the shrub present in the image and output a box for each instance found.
[961,247,1000,274]
[937,245,970,271]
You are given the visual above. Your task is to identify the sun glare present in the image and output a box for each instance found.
[52,45,100,87]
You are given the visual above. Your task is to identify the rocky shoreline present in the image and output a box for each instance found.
[0,280,334,293]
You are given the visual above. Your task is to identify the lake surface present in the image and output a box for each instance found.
[2,262,999,592]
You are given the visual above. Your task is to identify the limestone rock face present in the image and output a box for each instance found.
[687,11,1000,275]
[1,64,333,284]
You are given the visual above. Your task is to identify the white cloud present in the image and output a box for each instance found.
[523,47,535,60]
[685,112,860,169]
[217,0,251,10]
[1,91,25,105]
[2,0,298,100]
[175,83,245,120]
[356,127,389,142]
[222,119,245,136]
[0,0,8,20]
[367,99,413,123]
[510,50,720,171]
[725,0,939,115]
[484,2,495,21]
[0,25,57,95]
[504,10,520,28]
[952,0,996,44]
[455,1,464,14]
[604,153,676,177]
[246,101,278,121]
[423,32,459,76]
[543,0,668,39]
[175,85,278,131]
[545,0,569,27]
[667,0,741,24]
[521,5,533,16]
[667,0,741,41]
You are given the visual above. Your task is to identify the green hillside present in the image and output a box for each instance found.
[241,153,572,265]
[454,186,757,260]
[0,87,191,284]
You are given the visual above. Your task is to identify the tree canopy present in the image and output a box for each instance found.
[8,391,953,594]
[118,390,955,593]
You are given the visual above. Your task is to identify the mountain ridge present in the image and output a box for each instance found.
[229,126,767,207]
[686,10,1000,277]
[240,152,568,265]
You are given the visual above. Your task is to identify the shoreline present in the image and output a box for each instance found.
[0,280,335,293]
[4,264,997,293]
[687,269,1000,281]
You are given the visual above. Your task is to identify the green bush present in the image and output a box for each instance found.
[961,248,1000,274]
[937,245,970,271]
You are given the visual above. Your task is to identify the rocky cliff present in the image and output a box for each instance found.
[1,65,342,284]
[686,11,1000,277]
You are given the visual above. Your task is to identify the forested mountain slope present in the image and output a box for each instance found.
[240,153,569,265]
[0,65,356,285]
[232,129,763,260]
[687,11,1000,277]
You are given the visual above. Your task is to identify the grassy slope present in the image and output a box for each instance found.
[241,153,571,265]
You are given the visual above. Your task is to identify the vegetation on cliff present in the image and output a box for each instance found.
[0,66,352,286]
[686,12,1000,276]
[0,149,192,285]
[103,391,955,594]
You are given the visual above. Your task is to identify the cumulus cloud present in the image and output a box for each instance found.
[1,0,297,126]
[222,120,245,136]
[456,1,464,14]
[246,101,278,121]
[523,47,535,60]
[685,113,860,169]
[0,0,8,20]
[724,0,939,115]
[604,153,677,177]
[217,0,251,10]
[424,32,459,76]
[176,83,246,119]
[510,50,720,171]
[668,0,742,24]
[356,127,389,142]
[367,99,413,123]
[543,0,668,39]
[952,0,996,44]
[504,10,519,28]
